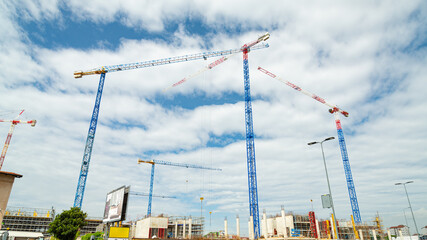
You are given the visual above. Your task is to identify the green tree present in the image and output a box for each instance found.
[81,232,103,240]
[48,207,87,240]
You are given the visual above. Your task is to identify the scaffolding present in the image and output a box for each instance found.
[292,214,311,237]
[2,207,54,234]
[80,218,103,235]
[2,207,102,236]
[167,216,205,238]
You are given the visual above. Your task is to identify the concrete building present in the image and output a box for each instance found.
[81,218,103,235]
[129,215,204,239]
[133,217,168,239]
[257,208,380,240]
[0,171,22,229]
[167,216,204,238]
[390,225,410,236]
[1,207,53,234]
[2,207,101,236]
[260,212,293,238]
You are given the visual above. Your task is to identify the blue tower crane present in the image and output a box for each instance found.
[258,67,362,223]
[166,32,270,239]
[241,33,270,239]
[72,43,269,208]
[137,158,221,216]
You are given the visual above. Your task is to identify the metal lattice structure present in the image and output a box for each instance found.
[73,73,106,208]
[334,115,361,223]
[137,159,221,216]
[0,110,36,170]
[258,67,362,223]
[240,33,270,239]
[242,48,260,238]
[167,33,270,239]
[72,43,268,208]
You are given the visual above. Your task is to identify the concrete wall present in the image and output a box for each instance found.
[149,217,168,228]
[134,217,168,239]
[0,172,21,230]
[275,215,294,237]
[135,218,151,238]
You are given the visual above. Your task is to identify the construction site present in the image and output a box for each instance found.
[1,205,391,240]
[0,28,425,240]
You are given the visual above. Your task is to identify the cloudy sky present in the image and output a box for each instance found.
[1,0,426,236]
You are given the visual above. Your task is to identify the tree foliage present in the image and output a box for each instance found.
[81,232,103,240]
[48,207,87,240]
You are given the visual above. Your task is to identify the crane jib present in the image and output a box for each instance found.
[74,43,269,78]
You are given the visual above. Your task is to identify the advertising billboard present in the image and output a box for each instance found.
[103,186,129,223]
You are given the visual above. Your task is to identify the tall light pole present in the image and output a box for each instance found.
[308,136,339,240]
[395,181,419,236]
[403,208,412,240]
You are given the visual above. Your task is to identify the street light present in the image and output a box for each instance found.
[403,208,412,240]
[308,136,339,240]
[395,181,419,236]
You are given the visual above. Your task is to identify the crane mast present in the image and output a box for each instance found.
[333,112,361,223]
[138,158,221,216]
[72,43,268,209]
[257,67,362,223]
[243,47,261,238]
[242,33,269,240]
[74,73,106,208]
[0,110,37,170]
[167,33,270,239]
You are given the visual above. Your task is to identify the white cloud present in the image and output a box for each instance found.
[1,0,426,236]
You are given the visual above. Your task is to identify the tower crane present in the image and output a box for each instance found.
[129,191,176,199]
[257,67,362,223]
[166,32,270,239]
[137,158,221,217]
[0,110,36,170]
[72,43,269,209]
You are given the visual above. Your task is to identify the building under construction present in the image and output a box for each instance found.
[2,207,54,234]
[256,208,382,240]
[2,207,102,236]
[167,216,204,238]
[127,215,204,239]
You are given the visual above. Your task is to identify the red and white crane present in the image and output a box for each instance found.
[0,110,37,170]
[257,66,362,223]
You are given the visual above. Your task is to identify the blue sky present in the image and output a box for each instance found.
[1,0,427,237]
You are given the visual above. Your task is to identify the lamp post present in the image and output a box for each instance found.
[395,181,419,236]
[403,208,412,240]
[308,136,339,240]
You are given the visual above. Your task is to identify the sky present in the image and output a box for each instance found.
[1,0,427,236]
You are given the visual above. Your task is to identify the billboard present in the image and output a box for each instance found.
[103,186,129,223]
